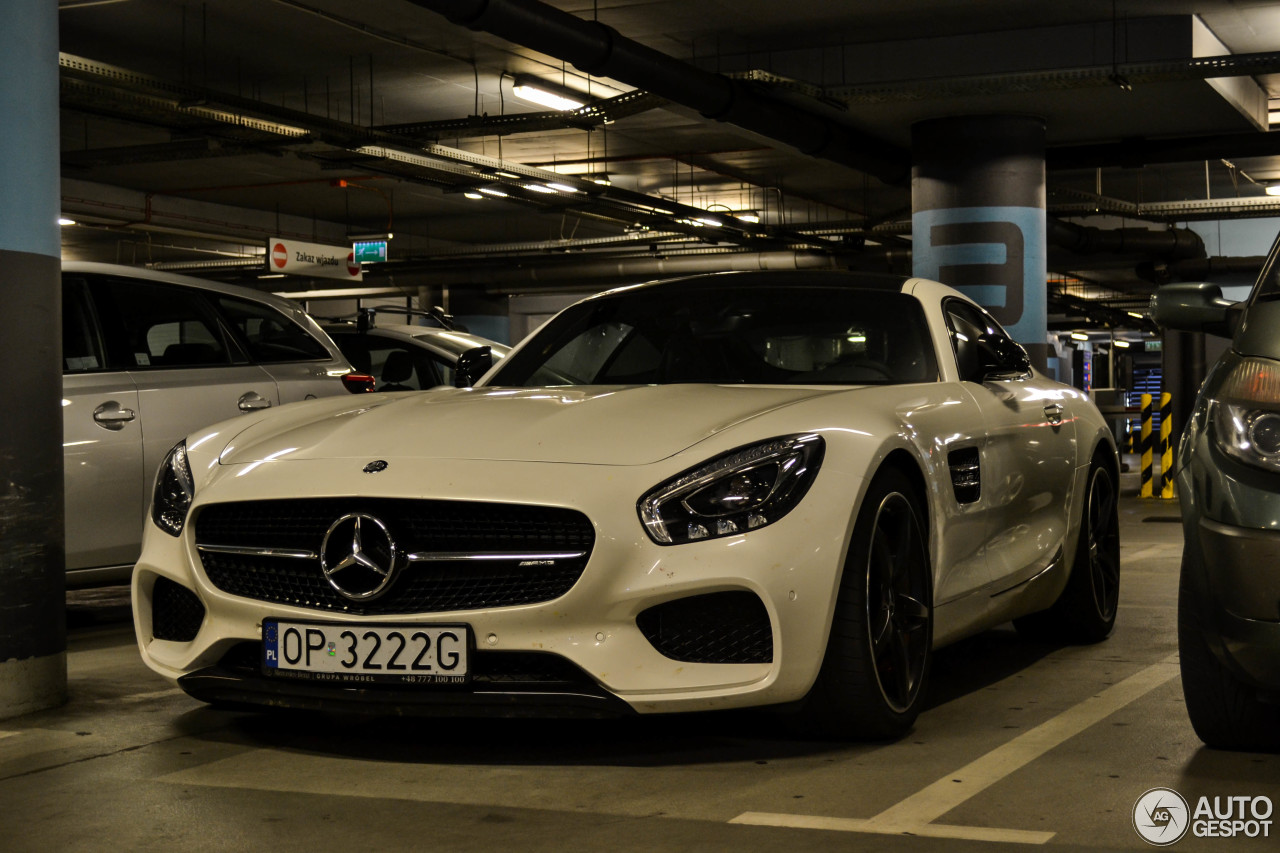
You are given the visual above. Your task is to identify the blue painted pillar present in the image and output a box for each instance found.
[911,115,1052,373]
[0,0,66,718]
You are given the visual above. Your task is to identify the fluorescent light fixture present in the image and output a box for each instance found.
[695,217,723,228]
[591,176,612,186]
[513,81,585,111]
[546,182,581,193]
[736,212,761,224]
[523,183,558,194]
[479,187,509,198]
[494,170,522,179]
[58,217,76,226]
[1113,340,1132,348]
[463,191,484,200]
[1126,310,1144,319]
[1267,184,1280,196]
[1070,332,1090,341]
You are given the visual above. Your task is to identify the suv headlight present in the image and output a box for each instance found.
[1211,356,1280,472]
[638,434,824,544]
[151,441,195,536]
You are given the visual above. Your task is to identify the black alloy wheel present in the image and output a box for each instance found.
[798,466,933,740]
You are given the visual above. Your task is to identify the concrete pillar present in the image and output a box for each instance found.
[0,0,66,718]
[911,115,1052,373]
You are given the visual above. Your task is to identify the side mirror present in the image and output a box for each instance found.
[454,346,493,388]
[1151,282,1244,338]
[977,335,1032,382]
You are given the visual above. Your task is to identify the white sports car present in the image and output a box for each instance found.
[133,271,1120,739]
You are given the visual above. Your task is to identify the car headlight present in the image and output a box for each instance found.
[151,441,195,536]
[638,434,824,544]
[1210,356,1280,472]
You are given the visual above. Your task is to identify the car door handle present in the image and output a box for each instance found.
[238,392,273,412]
[92,401,136,430]
[1043,403,1065,425]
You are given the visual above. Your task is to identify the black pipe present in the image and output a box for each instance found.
[404,0,910,184]
[1046,219,1205,260]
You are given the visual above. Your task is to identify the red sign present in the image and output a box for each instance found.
[265,238,363,281]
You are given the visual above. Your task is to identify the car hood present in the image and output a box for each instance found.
[217,384,845,467]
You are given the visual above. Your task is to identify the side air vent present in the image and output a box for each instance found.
[152,576,206,642]
[948,447,981,504]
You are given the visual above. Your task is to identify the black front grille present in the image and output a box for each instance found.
[195,498,594,615]
[152,576,206,642]
[637,591,773,664]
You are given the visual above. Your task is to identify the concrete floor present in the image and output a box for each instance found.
[4,480,1278,852]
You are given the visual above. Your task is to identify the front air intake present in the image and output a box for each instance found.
[151,576,205,642]
[637,591,773,664]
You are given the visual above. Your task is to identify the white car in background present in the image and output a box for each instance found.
[133,271,1119,739]
[319,309,510,391]
[63,262,361,586]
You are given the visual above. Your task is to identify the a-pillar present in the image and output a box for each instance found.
[911,116,1055,377]
[0,0,66,718]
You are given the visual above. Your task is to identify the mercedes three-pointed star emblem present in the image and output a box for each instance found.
[320,513,399,601]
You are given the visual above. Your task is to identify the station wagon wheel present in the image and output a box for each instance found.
[798,467,932,740]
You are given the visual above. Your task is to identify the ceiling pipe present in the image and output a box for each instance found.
[1046,219,1205,260]
[403,0,910,185]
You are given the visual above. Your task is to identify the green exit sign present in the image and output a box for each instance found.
[353,240,387,263]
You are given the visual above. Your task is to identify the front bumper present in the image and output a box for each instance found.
[133,454,861,716]
[1183,516,1280,694]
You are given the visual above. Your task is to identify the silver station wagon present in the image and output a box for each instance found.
[63,262,360,586]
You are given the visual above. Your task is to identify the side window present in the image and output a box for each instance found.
[62,277,106,373]
[945,300,1025,383]
[93,277,232,369]
[216,296,329,363]
[944,302,985,383]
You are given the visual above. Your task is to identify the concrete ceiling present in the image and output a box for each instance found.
[52,0,1280,323]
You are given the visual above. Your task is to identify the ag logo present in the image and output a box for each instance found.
[1134,787,1190,846]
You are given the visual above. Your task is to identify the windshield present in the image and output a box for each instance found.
[1252,228,1280,302]
[489,282,938,387]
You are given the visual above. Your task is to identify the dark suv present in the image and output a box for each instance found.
[1153,236,1280,751]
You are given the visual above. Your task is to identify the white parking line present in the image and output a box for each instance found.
[0,731,20,741]
[732,653,1181,844]
[97,688,185,704]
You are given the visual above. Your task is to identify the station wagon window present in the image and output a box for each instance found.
[61,278,105,374]
[92,277,233,369]
[215,296,330,363]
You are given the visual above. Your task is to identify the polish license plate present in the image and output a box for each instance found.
[262,620,469,685]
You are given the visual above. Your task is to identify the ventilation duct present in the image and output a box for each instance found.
[404,0,909,185]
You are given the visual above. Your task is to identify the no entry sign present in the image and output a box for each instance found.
[266,238,363,281]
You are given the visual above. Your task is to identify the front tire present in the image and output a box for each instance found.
[1014,458,1119,644]
[1178,557,1280,751]
[798,467,932,740]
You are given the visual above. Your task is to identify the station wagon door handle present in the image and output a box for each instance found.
[238,392,273,412]
[92,401,136,430]
[1043,403,1065,425]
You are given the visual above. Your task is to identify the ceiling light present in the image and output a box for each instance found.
[523,183,558,194]
[58,217,76,226]
[590,175,612,186]
[546,182,581,193]
[512,78,586,112]
[735,212,761,224]
[1113,340,1132,348]
[695,217,723,228]
[1070,332,1090,341]
[479,187,509,198]
[493,170,522,179]
[463,191,484,200]
[1126,310,1144,319]
[1266,184,1280,196]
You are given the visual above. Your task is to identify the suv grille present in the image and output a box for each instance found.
[195,498,594,615]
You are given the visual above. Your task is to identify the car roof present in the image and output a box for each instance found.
[321,323,510,357]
